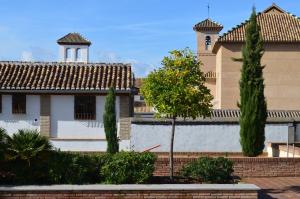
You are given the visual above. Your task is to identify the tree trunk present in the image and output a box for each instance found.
[169,116,176,181]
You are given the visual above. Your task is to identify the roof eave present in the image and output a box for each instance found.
[57,41,92,46]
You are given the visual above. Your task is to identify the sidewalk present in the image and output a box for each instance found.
[243,177,300,199]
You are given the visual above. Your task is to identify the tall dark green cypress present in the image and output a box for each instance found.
[239,8,267,157]
[103,87,119,154]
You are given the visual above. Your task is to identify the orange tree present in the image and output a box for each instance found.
[141,48,212,180]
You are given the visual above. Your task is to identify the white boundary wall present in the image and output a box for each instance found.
[131,122,299,152]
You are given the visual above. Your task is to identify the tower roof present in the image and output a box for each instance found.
[193,18,223,32]
[57,33,91,46]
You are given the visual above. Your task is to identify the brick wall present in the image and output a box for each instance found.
[155,157,300,177]
[0,190,258,199]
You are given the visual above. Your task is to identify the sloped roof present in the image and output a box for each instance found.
[57,33,91,46]
[193,18,223,32]
[217,4,300,43]
[134,77,144,88]
[0,61,132,93]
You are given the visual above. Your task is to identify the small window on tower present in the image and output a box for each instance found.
[75,48,81,61]
[66,48,71,59]
[205,36,211,50]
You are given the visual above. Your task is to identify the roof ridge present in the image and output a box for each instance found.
[0,60,132,66]
[262,3,286,14]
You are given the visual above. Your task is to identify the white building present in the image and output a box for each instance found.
[0,33,133,151]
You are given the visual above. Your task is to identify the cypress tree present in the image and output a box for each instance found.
[103,87,119,154]
[239,8,267,157]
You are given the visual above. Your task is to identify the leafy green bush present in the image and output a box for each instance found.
[1,129,53,184]
[5,129,52,165]
[0,128,157,185]
[48,152,110,184]
[180,157,234,183]
[0,128,8,161]
[101,152,156,184]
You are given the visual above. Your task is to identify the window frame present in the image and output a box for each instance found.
[12,94,26,114]
[74,95,96,120]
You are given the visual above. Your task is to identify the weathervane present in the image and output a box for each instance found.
[207,3,210,19]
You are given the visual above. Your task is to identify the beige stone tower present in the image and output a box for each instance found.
[193,19,223,107]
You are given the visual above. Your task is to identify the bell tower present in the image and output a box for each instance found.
[57,33,91,63]
[193,18,223,107]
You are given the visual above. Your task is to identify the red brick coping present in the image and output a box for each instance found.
[155,157,300,177]
[0,184,260,199]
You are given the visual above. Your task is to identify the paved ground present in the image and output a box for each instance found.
[243,177,300,199]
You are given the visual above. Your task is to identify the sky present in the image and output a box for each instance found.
[0,0,298,77]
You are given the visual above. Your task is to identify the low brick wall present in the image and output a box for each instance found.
[155,157,300,177]
[0,184,259,199]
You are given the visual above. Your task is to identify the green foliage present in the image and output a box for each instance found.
[1,130,53,184]
[0,129,156,185]
[0,128,8,161]
[48,152,109,184]
[141,48,213,119]
[5,129,52,166]
[180,157,234,183]
[239,8,267,157]
[101,152,156,184]
[103,87,119,154]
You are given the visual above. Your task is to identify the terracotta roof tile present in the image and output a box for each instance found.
[134,78,144,88]
[218,4,300,43]
[193,18,223,32]
[0,61,132,92]
[57,33,91,46]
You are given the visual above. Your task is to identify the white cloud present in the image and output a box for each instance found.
[21,51,33,61]
[98,51,121,63]
[20,47,55,62]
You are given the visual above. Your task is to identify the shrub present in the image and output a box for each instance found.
[180,157,234,183]
[48,152,110,184]
[0,128,8,161]
[1,129,53,184]
[0,128,157,185]
[101,152,156,184]
[5,129,52,165]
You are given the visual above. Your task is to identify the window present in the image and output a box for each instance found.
[74,96,96,120]
[66,48,71,59]
[12,94,26,114]
[205,35,211,50]
[75,48,81,61]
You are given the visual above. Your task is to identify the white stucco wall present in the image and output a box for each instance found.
[51,139,130,152]
[50,95,120,139]
[59,45,89,63]
[0,95,40,135]
[131,123,291,152]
